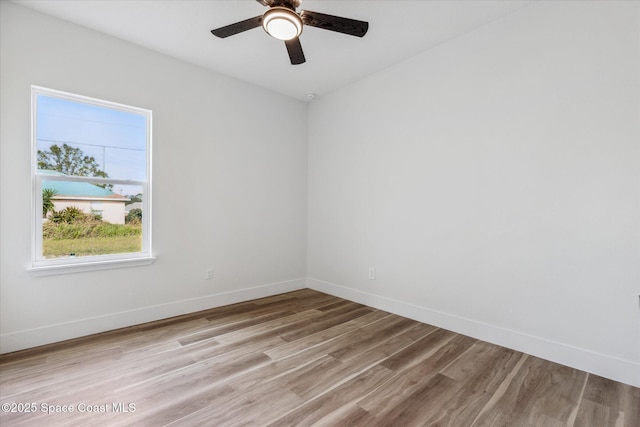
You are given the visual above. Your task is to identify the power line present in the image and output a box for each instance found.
[37,138,145,152]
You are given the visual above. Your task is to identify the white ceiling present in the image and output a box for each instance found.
[14,0,534,101]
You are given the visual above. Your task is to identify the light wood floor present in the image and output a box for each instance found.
[1,289,638,426]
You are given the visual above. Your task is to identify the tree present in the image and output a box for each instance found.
[42,188,57,218]
[38,143,111,189]
[125,193,143,205]
[38,143,108,179]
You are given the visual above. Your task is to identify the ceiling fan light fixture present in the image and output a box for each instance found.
[262,7,303,41]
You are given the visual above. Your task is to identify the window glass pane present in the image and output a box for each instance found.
[36,95,147,181]
[41,181,144,259]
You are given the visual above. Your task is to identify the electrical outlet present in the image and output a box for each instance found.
[206,268,214,280]
[368,267,376,280]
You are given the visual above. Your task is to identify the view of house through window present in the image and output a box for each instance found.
[32,87,151,269]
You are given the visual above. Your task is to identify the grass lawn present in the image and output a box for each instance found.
[43,235,142,258]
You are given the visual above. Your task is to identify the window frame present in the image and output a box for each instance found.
[29,86,154,275]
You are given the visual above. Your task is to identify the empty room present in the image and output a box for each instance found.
[0,0,638,425]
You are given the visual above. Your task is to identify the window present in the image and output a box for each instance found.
[30,86,153,275]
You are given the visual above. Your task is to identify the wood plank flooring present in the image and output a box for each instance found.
[0,289,638,426]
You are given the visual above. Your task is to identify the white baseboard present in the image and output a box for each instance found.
[3,276,637,388]
[0,278,306,354]
[307,277,640,388]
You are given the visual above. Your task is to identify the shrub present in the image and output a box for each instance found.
[50,206,87,224]
[125,208,142,224]
[43,220,141,240]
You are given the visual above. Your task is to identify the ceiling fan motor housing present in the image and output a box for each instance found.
[269,0,301,9]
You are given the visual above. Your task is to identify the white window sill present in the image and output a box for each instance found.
[28,256,156,276]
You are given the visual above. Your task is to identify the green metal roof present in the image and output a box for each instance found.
[40,170,126,199]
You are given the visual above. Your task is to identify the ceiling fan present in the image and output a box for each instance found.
[211,0,369,65]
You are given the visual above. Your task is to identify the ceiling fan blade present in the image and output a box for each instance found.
[211,16,262,38]
[300,10,369,37]
[285,38,306,65]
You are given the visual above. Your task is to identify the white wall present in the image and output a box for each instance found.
[0,2,307,352]
[307,1,640,387]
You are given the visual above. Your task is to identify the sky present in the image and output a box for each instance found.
[36,94,148,196]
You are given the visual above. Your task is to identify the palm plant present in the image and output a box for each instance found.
[42,188,58,218]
